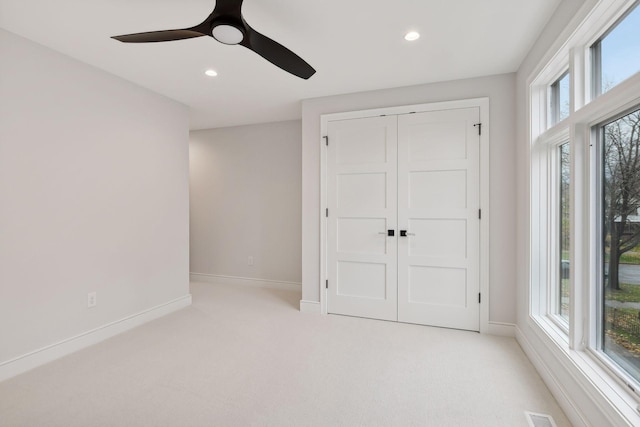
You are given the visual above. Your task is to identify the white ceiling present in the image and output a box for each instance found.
[0,0,561,130]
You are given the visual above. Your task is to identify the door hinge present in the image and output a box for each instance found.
[479,209,482,220]
[479,293,481,304]
[474,123,482,136]
[326,279,328,289]
[323,136,328,146]
[326,208,329,217]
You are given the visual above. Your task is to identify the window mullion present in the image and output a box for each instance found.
[548,145,558,318]
[570,46,585,112]
[589,127,602,352]
[570,123,589,350]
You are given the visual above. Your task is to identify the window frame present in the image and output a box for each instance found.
[590,0,640,99]
[550,70,571,126]
[540,131,572,334]
[593,105,640,390]
[530,119,571,338]
[557,141,571,322]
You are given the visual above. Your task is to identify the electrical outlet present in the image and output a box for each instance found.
[248,256,254,266]
[87,292,97,308]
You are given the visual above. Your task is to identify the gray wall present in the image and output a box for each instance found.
[0,29,190,363]
[189,121,302,283]
[301,74,517,324]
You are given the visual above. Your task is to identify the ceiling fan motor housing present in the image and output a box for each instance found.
[211,19,245,45]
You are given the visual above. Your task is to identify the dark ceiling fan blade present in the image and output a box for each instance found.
[212,0,244,14]
[241,26,316,79]
[112,29,206,43]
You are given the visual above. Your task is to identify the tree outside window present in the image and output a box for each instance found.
[602,107,640,381]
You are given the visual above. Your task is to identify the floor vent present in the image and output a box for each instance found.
[525,411,557,427]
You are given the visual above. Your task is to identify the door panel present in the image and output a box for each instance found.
[337,218,388,255]
[337,173,387,211]
[337,261,387,299]
[408,266,467,306]
[397,108,480,331]
[327,116,398,321]
[336,126,389,164]
[408,170,467,209]
[408,219,467,258]
[407,124,468,161]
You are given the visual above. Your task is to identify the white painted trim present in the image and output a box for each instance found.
[0,294,192,382]
[299,300,321,313]
[477,98,491,335]
[320,97,492,334]
[517,322,640,427]
[320,97,491,123]
[516,327,588,427]
[190,273,301,292]
[320,120,328,315]
[486,322,516,337]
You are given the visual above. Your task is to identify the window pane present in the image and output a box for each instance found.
[559,143,570,320]
[558,74,570,121]
[550,72,570,125]
[594,4,640,95]
[601,107,640,383]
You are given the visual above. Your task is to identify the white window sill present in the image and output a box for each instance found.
[524,315,640,426]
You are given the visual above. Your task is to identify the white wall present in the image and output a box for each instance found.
[0,29,190,364]
[189,121,302,284]
[301,74,517,324]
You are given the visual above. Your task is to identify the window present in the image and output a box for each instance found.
[599,107,640,384]
[591,2,640,97]
[550,72,570,125]
[528,0,640,417]
[559,142,570,320]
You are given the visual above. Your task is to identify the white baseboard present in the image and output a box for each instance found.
[190,273,301,292]
[299,300,321,313]
[0,294,192,383]
[485,321,516,337]
[515,326,587,427]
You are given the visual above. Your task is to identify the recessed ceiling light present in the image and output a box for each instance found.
[404,31,420,41]
[205,69,218,77]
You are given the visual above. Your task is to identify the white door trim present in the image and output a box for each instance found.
[320,97,491,333]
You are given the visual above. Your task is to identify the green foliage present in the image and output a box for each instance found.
[605,282,640,303]
[620,250,640,265]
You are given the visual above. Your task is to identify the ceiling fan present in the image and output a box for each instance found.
[111,0,316,80]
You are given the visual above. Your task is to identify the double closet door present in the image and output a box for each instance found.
[326,107,480,331]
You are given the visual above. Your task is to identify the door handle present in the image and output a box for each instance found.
[400,230,415,237]
[378,230,395,236]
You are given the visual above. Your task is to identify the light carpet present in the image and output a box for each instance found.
[0,281,571,426]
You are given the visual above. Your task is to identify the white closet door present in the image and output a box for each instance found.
[327,116,398,321]
[397,108,480,331]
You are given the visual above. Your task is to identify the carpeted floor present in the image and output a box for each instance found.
[0,281,571,426]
